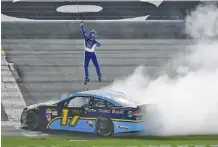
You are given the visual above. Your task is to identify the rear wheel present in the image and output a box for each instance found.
[96,117,114,136]
[26,111,40,130]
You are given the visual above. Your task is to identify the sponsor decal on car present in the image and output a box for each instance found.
[87,120,93,127]
[127,111,133,117]
[86,108,97,112]
[112,109,124,114]
[98,109,110,113]
[52,110,58,116]
[118,126,129,130]
[46,114,51,121]
[46,108,52,114]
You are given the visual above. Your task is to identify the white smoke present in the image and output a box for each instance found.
[185,3,218,40]
[102,3,218,135]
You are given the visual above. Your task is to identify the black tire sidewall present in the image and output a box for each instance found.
[96,117,114,137]
[27,111,40,130]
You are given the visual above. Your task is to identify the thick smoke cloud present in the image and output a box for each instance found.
[102,3,218,135]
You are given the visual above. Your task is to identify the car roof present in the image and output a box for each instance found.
[58,90,138,107]
[78,90,138,107]
[79,90,127,99]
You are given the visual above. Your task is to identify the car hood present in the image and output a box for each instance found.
[27,100,58,110]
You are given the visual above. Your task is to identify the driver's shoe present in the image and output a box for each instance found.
[98,76,102,82]
[84,78,90,85]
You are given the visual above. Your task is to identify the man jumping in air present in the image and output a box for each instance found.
[80,21,102,85]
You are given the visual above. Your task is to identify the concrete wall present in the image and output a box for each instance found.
[1,1,203,20]
[1,21,187,39]
[2,39,193,105]
[1,18,191,106]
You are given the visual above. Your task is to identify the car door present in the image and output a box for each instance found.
[58,96,93,132]
[86,98,114,118]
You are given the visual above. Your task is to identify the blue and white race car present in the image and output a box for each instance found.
[20,90,147,136]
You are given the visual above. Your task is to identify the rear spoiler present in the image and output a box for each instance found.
[137,104,147,109]
[136,104,157,113]
[132,104,148,116]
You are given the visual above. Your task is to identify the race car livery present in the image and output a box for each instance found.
[20,90,147,136]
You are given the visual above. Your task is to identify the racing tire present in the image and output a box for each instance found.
[96,117,114,137]
[26,111,40,130]
[20,111,28,129]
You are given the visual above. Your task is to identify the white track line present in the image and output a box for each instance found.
[1,49,26,122]
[1,49,47,136]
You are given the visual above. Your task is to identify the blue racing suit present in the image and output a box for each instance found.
[80,24,102,79]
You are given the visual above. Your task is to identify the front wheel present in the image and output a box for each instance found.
[26,111,40,130]
[96,117,114,137]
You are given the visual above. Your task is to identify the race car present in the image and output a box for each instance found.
[20,90,147,136]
